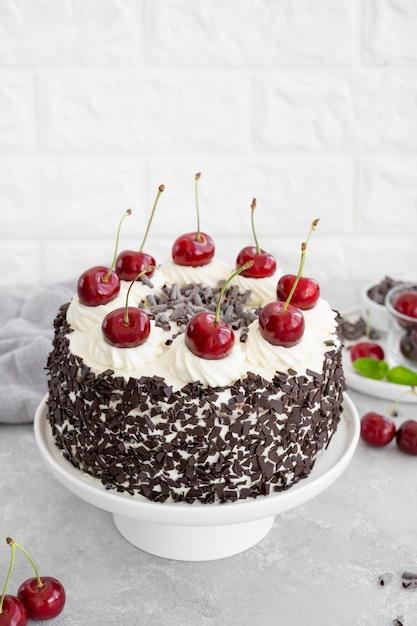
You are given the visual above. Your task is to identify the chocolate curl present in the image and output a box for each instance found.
[401,570,417,588]
[392,617,404,626]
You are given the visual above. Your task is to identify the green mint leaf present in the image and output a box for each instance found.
[352,357,389,380]
[386,366,417,386]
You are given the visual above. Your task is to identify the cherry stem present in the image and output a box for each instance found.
[6,538,43,589]
[250,198,261,255]
[215,260,254,323]
[139,184,165,253]
[283,218,319,311]
[195,172,201,243]
[102,209,132,283]
[0,541,16,613]
[386,385,417,418]
[123,266,155,326]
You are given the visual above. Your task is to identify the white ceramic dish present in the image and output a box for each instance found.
[34,394,359,561]
[360,280,389,334]
[342,308,417,403]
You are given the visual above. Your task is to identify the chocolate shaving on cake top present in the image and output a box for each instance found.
[142,282,258,343]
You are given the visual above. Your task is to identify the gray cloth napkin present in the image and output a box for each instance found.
[0,282,75,423]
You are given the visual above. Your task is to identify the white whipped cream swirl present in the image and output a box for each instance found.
[67,292,128,333]
[66,272,339,387]
[67,269,167,333]
[245,298,338,377]
[155,333,248,389]
[231,272,281,307]
[159,258,231,288]
[68,321,167,378]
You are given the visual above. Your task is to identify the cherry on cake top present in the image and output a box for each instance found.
[185,261,253,360]
[115,184,165,281]
[102,267,154,348]
[236,198,277,279]
[259,219,320,347]
[276,274,320,311]
[259,300,305,348]
[276,218,320,310]
[77,209,132,307]
[172,172,215,267]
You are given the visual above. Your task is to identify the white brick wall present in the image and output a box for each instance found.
[0,0,416,292]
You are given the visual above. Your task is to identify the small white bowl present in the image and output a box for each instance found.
[361,281,390,334]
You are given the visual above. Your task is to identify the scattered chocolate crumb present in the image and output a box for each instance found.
[402,579,417,589]
[378,572,393,586]
[392,617,404,626]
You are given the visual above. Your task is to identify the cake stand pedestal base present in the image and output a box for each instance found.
[113,514,275,561]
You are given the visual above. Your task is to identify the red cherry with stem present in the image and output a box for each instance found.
[360,412,396,447]
[360,388,416,449]
[6,537,65,621]
[172,172,215,267]
[77,266,120,308]
[259,228,319,346]
[0,540,28,626]
[350,313,385,363]
[276,274,320,310]
[18,578,65,621]
[102,308,150,349]
[235,198,277,278]
[396,420,417,455]
[185,312,233,360]
[185,260,254,359]
[276,218,320,310]
[102,267,153,348]
[78,209,131,306]
[258,301,305,348]
[172,231,215,267]
[115,184,165,281]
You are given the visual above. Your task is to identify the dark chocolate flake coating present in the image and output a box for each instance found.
[46,297,346,504]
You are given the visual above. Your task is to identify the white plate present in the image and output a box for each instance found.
[34,394,359,561]
[342,308,417,404]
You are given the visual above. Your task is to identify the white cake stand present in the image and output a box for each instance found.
[34,394,359,561]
